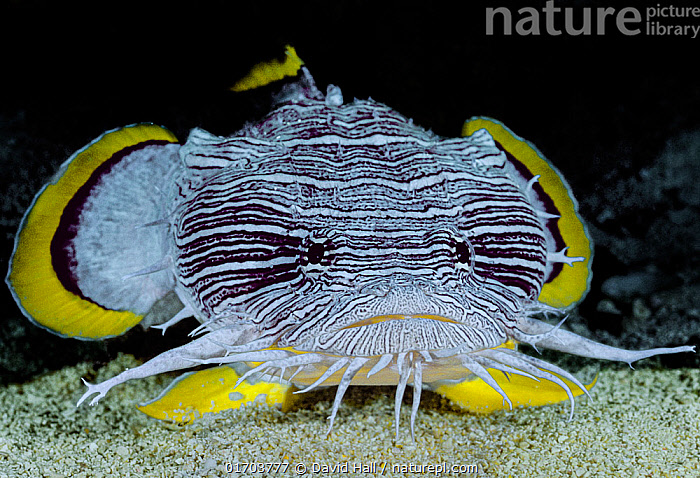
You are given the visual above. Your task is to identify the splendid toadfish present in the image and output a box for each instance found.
[7,47,694,439]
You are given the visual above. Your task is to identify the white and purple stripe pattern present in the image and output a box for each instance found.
[172,86,548,350]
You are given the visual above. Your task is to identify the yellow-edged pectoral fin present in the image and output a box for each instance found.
[6,123,178,339]
[435,368,597,414]
[463,117,593,310]
[137,366,297,423]
[230,45,304,92]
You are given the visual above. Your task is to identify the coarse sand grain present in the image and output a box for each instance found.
[0,353,698,477]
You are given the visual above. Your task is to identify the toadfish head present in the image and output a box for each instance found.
[166,74,593,436]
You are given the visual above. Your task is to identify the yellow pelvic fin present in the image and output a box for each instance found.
[230,45,304,92]
[463,117,593,309]
[435,366,597,414]
[137,366,296,423]
[6,124,178,339]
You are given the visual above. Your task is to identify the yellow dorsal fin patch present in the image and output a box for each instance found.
[230,45,304,92]
[463,117,593,309]
[6,124,178,339]
[137,366,295,423]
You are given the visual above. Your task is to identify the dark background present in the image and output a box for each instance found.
[1,0,698,384]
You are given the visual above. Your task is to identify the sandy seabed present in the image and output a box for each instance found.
[0,353,698,478]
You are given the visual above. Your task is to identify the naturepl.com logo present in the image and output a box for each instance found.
[485,1,700,38]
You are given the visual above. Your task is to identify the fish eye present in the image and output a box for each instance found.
[455,240,471,264]
[307,241,326,265]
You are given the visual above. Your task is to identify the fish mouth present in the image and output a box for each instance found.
[290,312,500,361]
[281,314,465,386]
[238,314,484,389]
[341,313,461,329]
